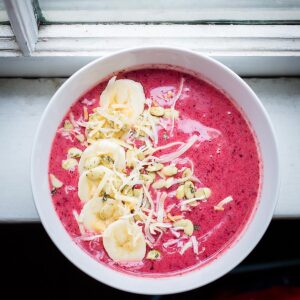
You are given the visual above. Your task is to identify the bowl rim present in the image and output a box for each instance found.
[31,45,280,295]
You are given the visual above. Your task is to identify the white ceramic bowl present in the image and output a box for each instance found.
[31,46,279,295]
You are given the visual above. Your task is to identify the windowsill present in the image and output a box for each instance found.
[0,77,299,222]
[1,24,300,76]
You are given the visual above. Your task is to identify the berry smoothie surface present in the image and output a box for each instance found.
[49,68,261,276]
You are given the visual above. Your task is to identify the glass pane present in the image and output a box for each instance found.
[37,0,300,24]
[0,0,9,24]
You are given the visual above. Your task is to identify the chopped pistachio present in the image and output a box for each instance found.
[62,158,78,170]
[67,147,82,158]
[146,250,161,260]
[173,219,194,236]
[184,180,195,199]
[194,224,200,230]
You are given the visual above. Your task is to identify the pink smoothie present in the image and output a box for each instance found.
[49,68,260,276]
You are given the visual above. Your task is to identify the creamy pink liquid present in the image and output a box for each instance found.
[49,68,260,275]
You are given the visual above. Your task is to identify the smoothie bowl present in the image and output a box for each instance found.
[31,46,279,294]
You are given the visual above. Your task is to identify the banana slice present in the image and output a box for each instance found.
[79,197,129,233]
[103,219,146,262]
[100,76,145,125]
[78,139,126,174]
[78,165,114,202]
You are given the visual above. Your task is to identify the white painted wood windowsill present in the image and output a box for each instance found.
[0,77,299,222]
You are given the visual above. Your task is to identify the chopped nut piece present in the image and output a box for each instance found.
[50,174,63,188]
[162,165,178,177]
[150,106,165,117]
[173,219,194,236]
[184,180,195,199]
[152,179,166,189]
[141,173,156,184]
[194,224,200,230]
[176,185,185,199]
[146,163,164,172]
[146,250,161,260]
[63,119,73,130]
[67,147,82,158]
[195,187,212,200]
[165,177,174,188]
[62,158,78,170]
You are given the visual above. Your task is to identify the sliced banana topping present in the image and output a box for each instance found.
[79,197,129,233]
[100,76,146,125]
[78,139,126,174]
[78,166,114,202]
[103,219,146,262]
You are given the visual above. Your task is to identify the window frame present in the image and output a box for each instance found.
[0,0,300,76]
[3,0,37,55]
